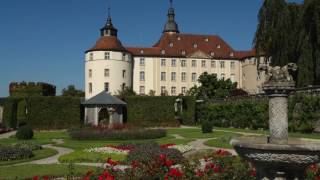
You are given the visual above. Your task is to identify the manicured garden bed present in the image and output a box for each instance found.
[59,151,126,163]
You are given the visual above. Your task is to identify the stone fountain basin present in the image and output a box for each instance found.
[230,136,320,167]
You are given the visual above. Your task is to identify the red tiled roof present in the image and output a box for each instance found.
[86,36,127,53]
[126,33,256,59]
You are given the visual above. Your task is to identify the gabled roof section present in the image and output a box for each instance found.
[82,91,126,105]
[126,33,256,59]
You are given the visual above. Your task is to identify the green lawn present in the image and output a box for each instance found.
[0,164,102,179]
[167,128,241,139]
[204,133,242,149]
[59,151,127,163]
[0,148,58,166]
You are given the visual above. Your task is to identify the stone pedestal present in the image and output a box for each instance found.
[269,94,288,144]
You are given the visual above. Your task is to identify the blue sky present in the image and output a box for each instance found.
[0,0,303,97]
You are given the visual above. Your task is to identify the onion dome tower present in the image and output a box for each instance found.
[85,7,132,99]
[163,0,179,34]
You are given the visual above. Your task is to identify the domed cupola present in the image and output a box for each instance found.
[163,0,179,34]
[100,10,118,37]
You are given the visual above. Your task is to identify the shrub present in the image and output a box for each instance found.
[0,144,33,161]
[16,125,34,140]
[68,127,166,140]
[126,142,185,165]
[2,98,21,128]
[201,120,213,133]
[14,142,42,151]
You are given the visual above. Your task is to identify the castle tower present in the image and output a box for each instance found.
[163,0,179,34]
[85,8,132,99]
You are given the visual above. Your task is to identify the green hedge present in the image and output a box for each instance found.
[124,96,196,127]
[27,97,81,129]
[3,98,21,128]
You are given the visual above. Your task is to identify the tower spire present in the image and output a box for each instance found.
[100,3,118,37]
[163,0,179,34]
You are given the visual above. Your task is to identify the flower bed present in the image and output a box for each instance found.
[68,127,166,140]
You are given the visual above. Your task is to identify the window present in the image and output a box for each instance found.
[221,73,225,80]
[181,50,186,55]
[140,49,144,54]
[122,53,126,60]
[211,60,216,68]
[104,52,110,60]
[89,69,92,78]
[205,38,209,42]
[169,42,173,47]
[89,53,93,61]
[230,61,235,69]
[181,87,186,94]
[121,83,126,90]
[217,44,221,49]
[220,61,225,68]
[230,52,234,57]
[210,52,215,57]
[171,59,176,67]
[140,58,145,66]
[192,60,197,67]
[201,60,206,67]
[177,37,181,41]
[139,86,145,95]
[171,87,176,95]
[192,73,197,82]
[181,60,186,67]
[161,72,166,81]
[161,86,166,95]
[193,43,198,48]
[122,70,126,78]
[171,72,176,81]
[140,71,145,81]
[89,83,92,93]
[181,72,186,82]
[230,74,235,83]
[161,59,166,66]
[104,69,109,77]
[161,50,166,55]
[104,82,109,92]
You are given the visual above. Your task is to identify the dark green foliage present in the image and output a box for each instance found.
[180,96,196,125]
[124,96,196,127]
[116,87,137,99]
[201,120,213,133]
[27,97,81,129]
[0,144,33,161]
[61,85,84,97]
[16,125,34,140]
[9,82,56,97]
[3,98,20,128]
[17,100,27,126]
[68,128,166,140]
[187,72,237,99]
[126,142,185,165]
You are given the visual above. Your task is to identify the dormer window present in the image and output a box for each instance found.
[169,42,174,47]
[177,37,181,41]
[205,38,209,42]
[140,50,144,54]
[230,52,234,57]
[217,44,221,49]
[193,43,198,48]
[210,52,215,57]
[181,50,186,55]
[161,50,166,55]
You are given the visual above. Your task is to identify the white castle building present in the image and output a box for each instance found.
[85,2,266,100]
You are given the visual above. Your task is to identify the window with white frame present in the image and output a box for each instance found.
[220,61,225,68]
[211,60,216,68]
[161,86,166,95]
[89,53,93,61]
[104,82,109,92]
[121,83,126,90]
[139,86,145,95]
[89,69,92,78]
[140,71,145,81]
[192,73,197,82]
[104,69,109,77]
[161,59,166,66]
[230,74,236,82]
[171,87,176,95]
[171,72,176,81]
[192,60,197,67]
[140,58,145,66]
[122,53,126,60]
[181,60,186,67]
[181,87,186,94]
[161,72,166,81]
[181,72,186,82]
[104,52,110,60]
[122,70,126,78]
[201,60,206,67]
[230,61,235,69]
[89,83,92,93]
[171,59,176,67]
[221,73,225,80]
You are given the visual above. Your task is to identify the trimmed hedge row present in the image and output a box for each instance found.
[0,144,33,161]
[2,98,20,128]
[124,96,196,127]
[201,94,320,132]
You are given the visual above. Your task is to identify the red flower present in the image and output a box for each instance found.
[101,170,115,180]
[160,143,176,149]
[159,154,167,161]
[213,165,221,173]
[165,159,173,167]
[249,168,257,177]
[195,170,204,177]
[106,158,118,166]
[43,176,49,180]
[33,176,39,180]
[167,168,183,178]
[310,164,318,173]
[86,169,94,176]
[215,149,230,156]
[131,160,139,169]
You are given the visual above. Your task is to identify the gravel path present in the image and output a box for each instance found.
[0,131,16,139]
[185,138,237,156]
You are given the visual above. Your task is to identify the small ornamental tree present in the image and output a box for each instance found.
[62,85,84,97]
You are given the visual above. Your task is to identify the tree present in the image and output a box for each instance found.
[61,85,84,97]
[187,72,237,99]
[117,87,136,98]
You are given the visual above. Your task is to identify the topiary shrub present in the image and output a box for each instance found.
[16,125,34,140]
[202,120,213,133]
[0,145,33,161]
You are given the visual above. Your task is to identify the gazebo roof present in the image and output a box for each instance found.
[82,91,126,106]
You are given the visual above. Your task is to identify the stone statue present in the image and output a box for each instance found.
[266,63,297,83]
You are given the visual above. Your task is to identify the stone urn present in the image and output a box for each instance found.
[231,63,320,179]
